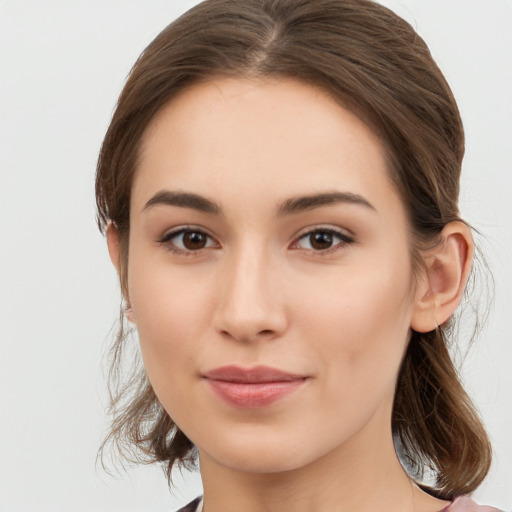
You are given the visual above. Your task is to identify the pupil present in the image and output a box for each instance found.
[184,232,207,250]
[311,231,333,250]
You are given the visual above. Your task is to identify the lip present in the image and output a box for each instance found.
[202,365,308,408]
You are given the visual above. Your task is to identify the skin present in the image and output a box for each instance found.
[108,78,473,512]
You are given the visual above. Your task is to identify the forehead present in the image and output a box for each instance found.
[133,77,400,216]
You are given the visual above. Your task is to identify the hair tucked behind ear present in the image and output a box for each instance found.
[96,0,492,495]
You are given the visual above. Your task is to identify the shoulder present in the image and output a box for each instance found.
[173,496,202,512]
[443,496,504,512]
[173,496,506,512]
[172,496,506,512]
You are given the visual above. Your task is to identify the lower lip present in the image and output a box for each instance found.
[205,379,306,408]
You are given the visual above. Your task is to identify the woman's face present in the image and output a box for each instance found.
[125,78,422,473]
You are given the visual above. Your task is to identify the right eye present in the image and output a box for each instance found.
[160,227,218,255]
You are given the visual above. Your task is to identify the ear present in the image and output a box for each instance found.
[106,222,135,323]
[411,221,474,333]
[106,222,121,272]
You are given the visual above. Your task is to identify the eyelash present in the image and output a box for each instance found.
[158,226,218,256]
[292,227,355,255]
[158,226,354,256]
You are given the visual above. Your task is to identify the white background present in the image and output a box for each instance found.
[0,1,510,511]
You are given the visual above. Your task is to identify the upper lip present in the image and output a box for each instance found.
[202,365,307,383]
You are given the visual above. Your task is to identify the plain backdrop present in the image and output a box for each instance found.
[0,1,510,511]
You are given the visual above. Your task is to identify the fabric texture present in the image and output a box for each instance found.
[443,496,503,512]
[174,495,503,512]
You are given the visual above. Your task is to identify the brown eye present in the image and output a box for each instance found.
[182,231,208,250]
[161,228,217,253]
[309,231,334,250]
[294,228,353,252]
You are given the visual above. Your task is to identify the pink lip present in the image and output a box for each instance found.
[202,365,308,408]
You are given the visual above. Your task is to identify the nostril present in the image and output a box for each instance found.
[219,328,277,342]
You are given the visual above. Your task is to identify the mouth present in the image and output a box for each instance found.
[201,365,308,408]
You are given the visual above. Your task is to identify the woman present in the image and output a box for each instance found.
[96,1,502,511]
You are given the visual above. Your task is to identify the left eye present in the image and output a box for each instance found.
[294,229,351,251]
[161,229,217,252]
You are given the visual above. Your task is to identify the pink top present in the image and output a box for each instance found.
[176,496,504,512]
[442,497,503,512]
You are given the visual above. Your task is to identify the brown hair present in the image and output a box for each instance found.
[96,0,492,499]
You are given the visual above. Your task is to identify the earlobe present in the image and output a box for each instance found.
[106,222,121,273]
[411,222,474,333]
[106,223,135,324]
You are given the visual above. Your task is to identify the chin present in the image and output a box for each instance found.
[197,426,339,475]
[209,450,309,475]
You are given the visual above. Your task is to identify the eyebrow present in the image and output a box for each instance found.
[143,190,221,214]
[142,190,376,216]
[278,191,377,216]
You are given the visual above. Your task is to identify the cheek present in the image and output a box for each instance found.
[292,255,414,390]
[126,249,214,388]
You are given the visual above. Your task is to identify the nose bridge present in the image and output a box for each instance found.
[214,239,286,341]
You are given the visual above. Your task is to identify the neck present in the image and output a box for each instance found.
[198,409,432,512]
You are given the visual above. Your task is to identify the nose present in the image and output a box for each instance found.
[212,246,288,343]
